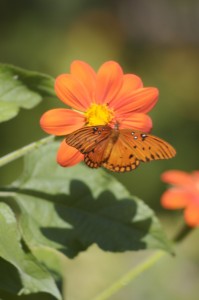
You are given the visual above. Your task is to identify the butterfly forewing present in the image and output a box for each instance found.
[121,129,176,161]
[65,125,111,154]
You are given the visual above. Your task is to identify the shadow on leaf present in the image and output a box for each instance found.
[16,180,152,258]
[0,257,22,294]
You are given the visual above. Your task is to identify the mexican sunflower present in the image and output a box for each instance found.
[40,60,158,167]
[161,170,199,227]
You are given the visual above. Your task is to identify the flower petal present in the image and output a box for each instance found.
[71,60,96,101]
[117,113,152,132]
[111,87,159,114]
[109,74,143,107]
[95,61,123,104]
[40,109,85,135]
[122,73,143,89]
[161,188,189,209]
[184,204,199,227]
[57,140,84,167]
[161,170,193,186]
[55,74,91,111]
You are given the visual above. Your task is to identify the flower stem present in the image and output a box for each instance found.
[173,224,193,243]
[92,251,165,300]
[0,135,54,168]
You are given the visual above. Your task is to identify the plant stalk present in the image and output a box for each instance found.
[92,251,165,300]
[0,135,54,168]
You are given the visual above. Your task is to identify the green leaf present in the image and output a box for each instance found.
[7,141,173,257]
[0,202,61,299]
[0,64,55,123]
[0,101,19,122]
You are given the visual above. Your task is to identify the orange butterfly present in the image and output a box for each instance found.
[65,125,176,172]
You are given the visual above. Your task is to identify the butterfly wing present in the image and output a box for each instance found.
[84,137,111,168]
[102,129,176,172]
[65,126,176,172]
[65,125,112,168]
[65,125,112,153]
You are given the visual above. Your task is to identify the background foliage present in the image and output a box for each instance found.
[0,0,199,299]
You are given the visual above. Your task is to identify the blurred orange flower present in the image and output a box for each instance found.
[40,60,158,167]
[161,170,199,227]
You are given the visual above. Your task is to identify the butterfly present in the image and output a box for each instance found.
[65,125,176,172]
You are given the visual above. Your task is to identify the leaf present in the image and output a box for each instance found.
[0,202,61,299]
[0,101,19,122]
[0,64,55,123]
[7,141,173,257]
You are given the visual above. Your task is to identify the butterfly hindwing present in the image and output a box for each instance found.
[84,137,111,168]
[84,126,119,168]
[102,132,141,172]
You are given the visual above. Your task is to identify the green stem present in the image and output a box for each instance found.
[92,251,165,300]
[0,135,54,168]
[174,224,193,243]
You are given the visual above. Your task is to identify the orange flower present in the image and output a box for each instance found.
[40,60,158,167]
[161,170,199,227]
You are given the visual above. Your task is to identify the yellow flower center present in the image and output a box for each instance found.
[85,103,114,126]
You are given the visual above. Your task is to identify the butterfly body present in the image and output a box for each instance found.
[65,125,176,172]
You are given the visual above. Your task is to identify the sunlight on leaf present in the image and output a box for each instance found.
[0,64,55,123]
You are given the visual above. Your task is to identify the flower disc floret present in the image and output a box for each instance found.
[85,103,114,126]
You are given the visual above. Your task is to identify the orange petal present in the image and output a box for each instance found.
[55,74,91,111]
[95,61,123,104]
[191,172,199,194]
[111,87,159,114]
[71,60,96,101]
[117,113,152,132]
[109,74,143,107]
[40,109,85,135]
[161,188,189,209]
[57,140,84,167]
[122,73,143,89]
[161,170,193,186]
[184,204,199,227]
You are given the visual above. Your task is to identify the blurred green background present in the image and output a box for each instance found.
[0,0,199,299]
